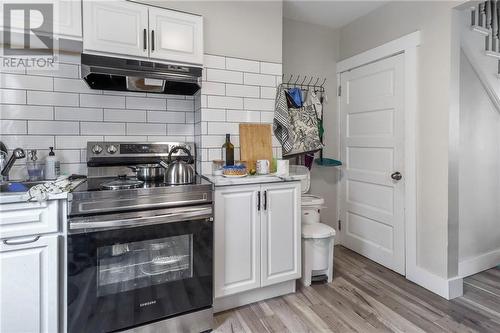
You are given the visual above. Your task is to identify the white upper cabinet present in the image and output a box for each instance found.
[56,0,83,39]
[261,183,301,286]
[0,235,58,333]
[148,7,203,65]
[3,0,82,41]
[82,1,203,65]
[83,0,149,57]
[214,185,261,297]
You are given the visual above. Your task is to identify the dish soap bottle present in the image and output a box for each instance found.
[45,147,60,180]
[222,134,234,166]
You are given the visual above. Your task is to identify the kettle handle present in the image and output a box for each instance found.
[167,146,193,164]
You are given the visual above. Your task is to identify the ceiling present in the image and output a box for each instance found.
[283,1,389,30]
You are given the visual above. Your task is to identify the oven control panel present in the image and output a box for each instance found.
[87,141,195,162]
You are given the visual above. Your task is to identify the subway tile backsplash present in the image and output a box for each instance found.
[1,52,281,178]
[196,54,282,175]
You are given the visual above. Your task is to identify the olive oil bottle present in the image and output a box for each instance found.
[222,134,234,166]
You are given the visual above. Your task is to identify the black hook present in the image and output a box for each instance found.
[300,75,307,88]
[320,78,326,87]
[294,75,300,85]
[307,77,313,86]
[314,77,320,86]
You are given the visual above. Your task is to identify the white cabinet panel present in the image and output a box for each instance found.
[261,183,301,286]
[83,0,148,57]
[3,0,82,39]
[214,185,260,297]
[0,200,59,239]
[149,7,203,65]
[56,0,83,39]
[0,235,58,333]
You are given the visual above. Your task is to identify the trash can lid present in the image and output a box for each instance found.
[302,223,336,239]
[301,194,325,207]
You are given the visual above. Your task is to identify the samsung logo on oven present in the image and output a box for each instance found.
[139,300,157,307]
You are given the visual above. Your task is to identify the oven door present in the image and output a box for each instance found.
[67,205,213,333]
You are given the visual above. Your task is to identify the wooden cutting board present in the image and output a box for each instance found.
[239,123,273,170]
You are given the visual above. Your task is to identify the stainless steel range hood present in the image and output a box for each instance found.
[81,54,202,95]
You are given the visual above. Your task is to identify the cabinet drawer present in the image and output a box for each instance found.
[0,200,59,239]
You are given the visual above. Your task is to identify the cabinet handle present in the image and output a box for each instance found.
[143,28,147,50]
[263,191,267,210]
[257,191,261,211]
[3,235,40,245]
[151,30,155,51]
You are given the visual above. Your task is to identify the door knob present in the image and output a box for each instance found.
[391,172,402,181]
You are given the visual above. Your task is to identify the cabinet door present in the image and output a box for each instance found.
[83,0,148,57]
[261,182,301,286]
[56,0,82,39]
[214,185,261,298]
[0,235,58,333]
[149,7,203,65]
[3,0,82,42]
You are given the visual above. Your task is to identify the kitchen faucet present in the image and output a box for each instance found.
[1,147,26,181]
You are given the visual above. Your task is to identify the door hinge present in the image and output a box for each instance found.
[338,85,341,96]
[338,220,342,231]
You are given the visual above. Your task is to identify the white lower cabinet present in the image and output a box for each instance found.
[0,234,59,333]
[214,182,300,299]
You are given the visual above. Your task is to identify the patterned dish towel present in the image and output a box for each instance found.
[23,176,85,202]
[287,104,324,155]
[273,87,294,154]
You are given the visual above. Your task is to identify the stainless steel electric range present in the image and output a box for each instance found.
[67,142,214,333]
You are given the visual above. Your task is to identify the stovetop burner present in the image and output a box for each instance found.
[73,175,209,192]
[100,176,145,190]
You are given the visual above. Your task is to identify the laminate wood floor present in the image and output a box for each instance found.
[214,246,500,333]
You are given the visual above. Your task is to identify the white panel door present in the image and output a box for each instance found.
[261,182,301,286]
[83,0,148,57]
[149,7,203,65]
[340,54,405,274]
[0,235,58,333]
[214,185,261,297]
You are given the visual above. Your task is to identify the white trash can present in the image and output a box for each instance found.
[301,223,335,286]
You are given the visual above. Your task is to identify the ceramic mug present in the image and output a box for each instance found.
[276,159,289,176]
[256,159,270,175]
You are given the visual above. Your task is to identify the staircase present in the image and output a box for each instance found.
[470,1,500,75]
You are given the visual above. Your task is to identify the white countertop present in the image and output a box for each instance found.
[203,174,298,186]
[0,191,68,204]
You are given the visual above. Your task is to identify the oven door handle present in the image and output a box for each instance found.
[69,206,213,231]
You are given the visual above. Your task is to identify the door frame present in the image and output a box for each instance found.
[336,31,420,279]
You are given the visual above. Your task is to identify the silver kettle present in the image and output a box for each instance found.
[163,146,195,185]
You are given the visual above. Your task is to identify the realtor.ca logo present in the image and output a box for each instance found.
[2,2,57,69]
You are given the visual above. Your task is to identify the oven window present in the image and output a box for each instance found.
[96,234,193,297]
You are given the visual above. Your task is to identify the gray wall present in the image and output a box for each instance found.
[282,18,340,229]
[139,1,283,63]
[339,1,457,278]
[459,53,500,270]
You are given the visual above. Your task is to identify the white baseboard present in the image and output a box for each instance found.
[407,266,463,300]
[213,280,296,313]
[459,248,500,278]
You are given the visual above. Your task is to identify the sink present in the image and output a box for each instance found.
[0,181,48,193]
